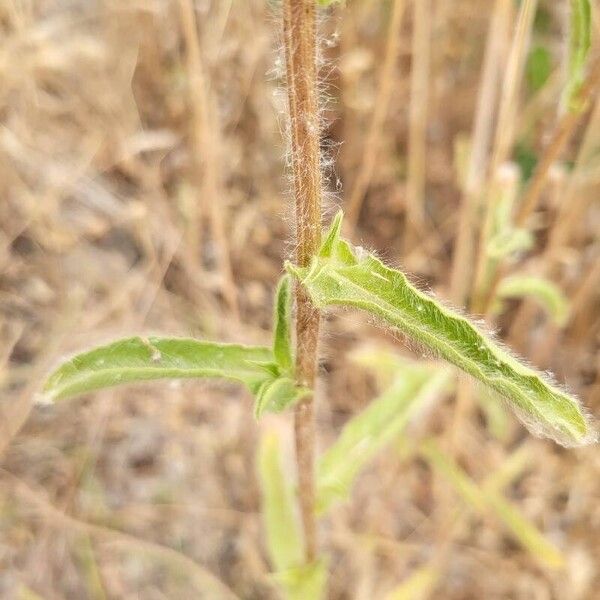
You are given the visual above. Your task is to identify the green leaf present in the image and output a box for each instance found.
[317,0,343,6]
[526,45,552,92]
[272,560,328,600]
[497,275,570,326]
[255,377,310,419]
[287,211,595,447]
[257,433,305,573]
[273,275,294,373]
[563,0,592,113]
[421,440,565,569]
[514,142,538,183]
[316,357,450,513]
[43,337,275,402]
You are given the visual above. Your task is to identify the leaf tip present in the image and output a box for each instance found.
[319,210,344,258]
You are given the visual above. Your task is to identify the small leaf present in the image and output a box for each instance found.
[526,45,552,92]
[497,275,570,326]
[43,337,275,402]
[273,275,294,373]
[514,143,538,183]
[563,0,592,113]
[272,560,328,600]
[257,433,305,573]
[421,440,565,569]
[319,211,344,259]
[316,357,450,513]
[288,211,595,446]
[254,377,310,419]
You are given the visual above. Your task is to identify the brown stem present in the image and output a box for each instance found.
[282,0,323,562]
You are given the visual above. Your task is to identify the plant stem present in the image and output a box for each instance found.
[282,0,323,562]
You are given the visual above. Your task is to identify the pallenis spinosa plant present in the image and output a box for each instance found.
[41,0,596,597]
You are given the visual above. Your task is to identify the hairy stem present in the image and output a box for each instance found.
[282,0,323,561]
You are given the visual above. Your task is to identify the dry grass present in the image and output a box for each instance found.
[0,1,599,598]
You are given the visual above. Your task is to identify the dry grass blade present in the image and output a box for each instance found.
[3,471,241,600]
[177,0,239,317]
[345,0,406,229]
[450,0,511,305]
[403,0,432,252]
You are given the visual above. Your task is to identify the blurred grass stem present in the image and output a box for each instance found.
[345,0,406,230]
[403,0,432,253]
[178,0,239,318]
[471,0,537,314]
[450,0,510,306]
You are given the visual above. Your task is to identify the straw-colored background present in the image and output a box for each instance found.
[1,1,599,598]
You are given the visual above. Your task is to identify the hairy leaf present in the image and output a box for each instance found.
[422,440,564,569]
[287,211,595,446]
[43,336,308,418]
[272,274,294,373]
[255,377,310,419]
[497,275,570,326]
[316,356,450,513]
[257,433,305,573]
[43,337,275,402]
[563,0,592,112]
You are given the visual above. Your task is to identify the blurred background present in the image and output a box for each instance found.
[1,0,599,598]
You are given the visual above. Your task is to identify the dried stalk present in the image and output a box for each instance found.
[470,0,537,314]
[282,0,323,561]
[178,0,239,317]
[487,0,537,178]
[479,61,600,316]
[345,0,406,230]
[449,0,510,306]
[403,0,432,252]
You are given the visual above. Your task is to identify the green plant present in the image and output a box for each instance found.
[39,1,597,597]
